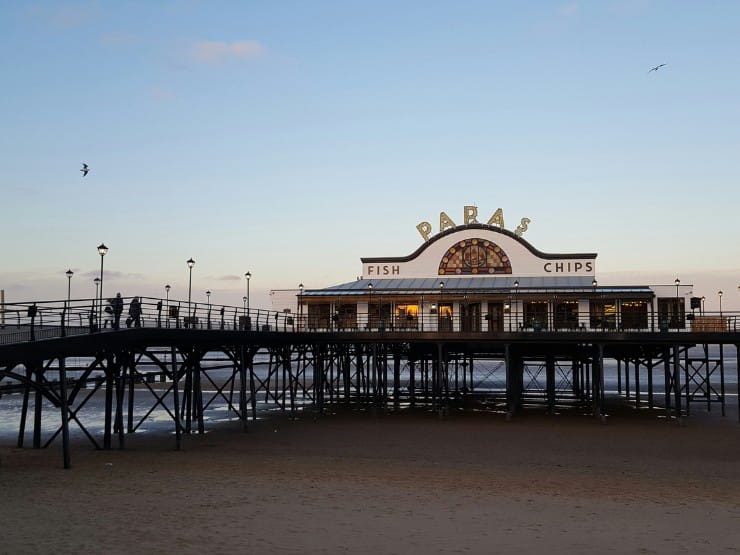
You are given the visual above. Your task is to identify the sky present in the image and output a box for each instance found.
[1,0,738,310]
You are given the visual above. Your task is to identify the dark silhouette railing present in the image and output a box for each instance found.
[0,296,738,345]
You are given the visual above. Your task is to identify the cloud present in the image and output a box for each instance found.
[190,40,264,64]
[26,1,99,29]
[215,275,242,281]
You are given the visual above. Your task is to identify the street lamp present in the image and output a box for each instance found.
[701,296,706,315]
[165,284,171,327]
[187,258,195,325]
[675,278,680,328]
[242,296,247,312]
[93,277,100,328]
[367,282,373,329]
[245,272,251,315]
[299,283,304,329]
[718,290,723,318]
[206,290,211,306]
[97,243,108,325]
[65,269,73,303]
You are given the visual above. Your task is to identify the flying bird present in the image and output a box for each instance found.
[648,63,666,73]
[80,163,89,176]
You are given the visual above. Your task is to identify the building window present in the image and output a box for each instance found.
[438,239,512,275]
[554,300,579,330]
[394,304,418,329]
[657,298,685,329]
[590,300,617,330]
[621,300,648,330]
[307,303,331,329]
[336,304,357,330]
[523,301,548,330]
[438,303,453,331]
[369,302,391,329]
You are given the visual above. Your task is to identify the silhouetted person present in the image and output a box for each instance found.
[111,293,124,330]
[156,300,163,327]
[129,297,141,328]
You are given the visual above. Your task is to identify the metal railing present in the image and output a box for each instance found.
[0,296,738,345]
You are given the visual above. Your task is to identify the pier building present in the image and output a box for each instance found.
[281,219,701,334]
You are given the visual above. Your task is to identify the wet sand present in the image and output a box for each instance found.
[2,408,740,554]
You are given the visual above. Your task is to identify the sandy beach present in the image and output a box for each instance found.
[2,408,740,554]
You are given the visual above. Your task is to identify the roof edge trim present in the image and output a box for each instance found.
[360,224,598,263]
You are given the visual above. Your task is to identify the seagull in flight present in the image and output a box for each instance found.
[80,163,89,177]
[648,63,666,73]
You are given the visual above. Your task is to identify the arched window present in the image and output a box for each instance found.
[438,239,512,275]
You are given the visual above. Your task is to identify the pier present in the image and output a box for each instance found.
[1,296,739,468]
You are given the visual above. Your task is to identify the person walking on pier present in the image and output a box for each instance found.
[112,293,124,330]
[128,296,142,328]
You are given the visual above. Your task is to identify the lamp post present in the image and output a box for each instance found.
[718,290,723,318]
[514,280,519,331]
[245,272,251,315]
[165,284,171,327]
[299,283,304,330]
[675,278,680,329]
[187,258,195,325]
[97,243,108,325]
[701,296,706,315]
[93,277,100,328]
[205,290,211,329]
[367,282,373,329]
[66,269,73,303]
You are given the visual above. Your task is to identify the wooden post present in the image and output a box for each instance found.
[114,353,125,449]
[171,346,182,450]
[191,352,204,435]
[248,348,257,420]
[634,359,640,408]
[673,345,682,421]
[393,350,400,409]
[546,352,555,414]
[239,345,248,432]
[59,356,71,469]
[127,351,135,433]
[719,343,726,417]
[663,347,672,417]
[505,344,514,418]
[18,364,31,448]
[103,354,113,449]
[647,356,654,409]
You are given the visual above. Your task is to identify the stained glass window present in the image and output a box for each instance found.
[438,238,513,275]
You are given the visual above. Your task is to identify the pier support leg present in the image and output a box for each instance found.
[171,347,182,450]
[673,345,682,422]
[239,346,248,432]
[59,357,71,469]
[104,354,113,449]
[546,353,555,414]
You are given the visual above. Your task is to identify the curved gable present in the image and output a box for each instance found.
[361,224,597,279]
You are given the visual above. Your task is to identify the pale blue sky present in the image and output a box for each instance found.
[1,1,738,309]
